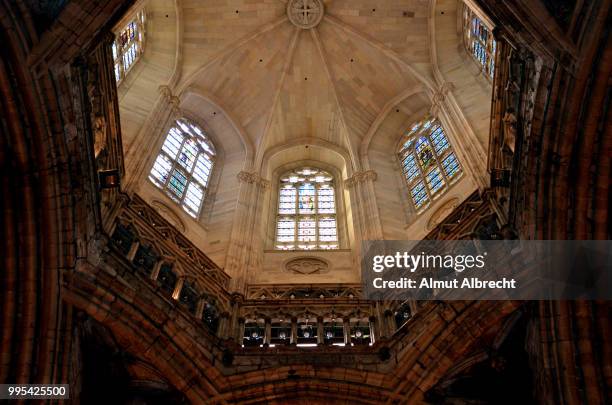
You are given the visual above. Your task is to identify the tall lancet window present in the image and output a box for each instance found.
[149,119,215,218]
[276,168,338,251]
[398,118,462,212]
[463,4,496,79]
[112,8,146,84]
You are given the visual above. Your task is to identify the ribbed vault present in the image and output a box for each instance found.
[176,0,434,171]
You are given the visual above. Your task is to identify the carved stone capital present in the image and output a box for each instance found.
[159,85,182,116]
[345,170,378,188]
[237,171,270,189]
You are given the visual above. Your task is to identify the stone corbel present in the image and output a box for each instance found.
[158,85,182,117]
[236,171,270,189]
[345,170,378,188]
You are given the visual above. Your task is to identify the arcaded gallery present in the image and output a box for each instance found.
[0,0,610,404]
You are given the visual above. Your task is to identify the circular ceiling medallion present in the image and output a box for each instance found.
[287,0,324,29]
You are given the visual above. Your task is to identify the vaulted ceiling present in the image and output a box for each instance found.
[174,0,435,169]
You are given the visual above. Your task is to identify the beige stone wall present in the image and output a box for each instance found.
[432,0,493,149]
[119,0,179,149]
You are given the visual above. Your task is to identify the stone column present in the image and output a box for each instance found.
[171,277,185,301]
[316,317,324,345]
[264,317,272,346]
[368,315,377,344]
[345,170,383,249]
[237,317,245,345]
[217,312,229,339]
[343,319,351,346]
[290,316,298,345]
[225,171,270,294]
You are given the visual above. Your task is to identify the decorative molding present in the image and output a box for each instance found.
[284,257,330,275]
[345,170,377,188]
[237,171,270,189]
[245,284,362,301]
[287,0,324,29]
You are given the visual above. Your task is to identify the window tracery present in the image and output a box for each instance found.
[398,118,462,212]
[112,8,146,83]
[149,118,215,218]
[275,168,338,250]
[463,4,496,79]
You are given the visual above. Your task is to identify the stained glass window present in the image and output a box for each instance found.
[149,118,215,218]
[113,9,146,84]
[463,4,496,79]
[275,168,338,250]
[398,118,462,212]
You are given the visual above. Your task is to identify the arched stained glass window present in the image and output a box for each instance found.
[149,119,215,218]
[463,4,496,79]
[112,8,146,84]
[276,168,338,250]
[398,118,462,211]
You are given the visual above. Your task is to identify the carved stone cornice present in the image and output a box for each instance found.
[158,85,182,116]
[345,170,377,188]
[237,171,270,189]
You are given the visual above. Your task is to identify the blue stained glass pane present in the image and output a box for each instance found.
[430,127,449,155]
[411,181,429,208]
[168,169,188,199]
[402,154,419,182]
[427,167,445,194]
[443,153,461,178]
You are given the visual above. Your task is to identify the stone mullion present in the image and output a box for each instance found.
[264,317,272,345]
[368,316,377,344]
[237,318,245,345]
[172,277,185,301]
[343,318,352,346]
[316,317,324,345]
[290,317,298,345]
